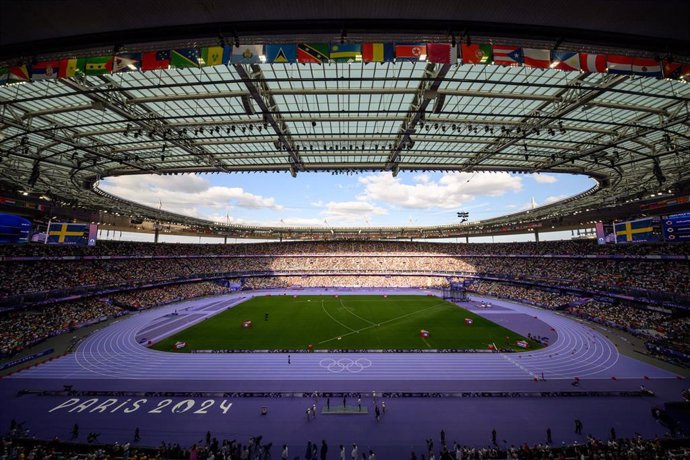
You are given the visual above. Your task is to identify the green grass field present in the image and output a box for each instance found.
[153,295,539,352]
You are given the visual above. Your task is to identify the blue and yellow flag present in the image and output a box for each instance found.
[47,223,90,245]
[265,44,297,63]
[330,44,362,63]
[614,218,655,243]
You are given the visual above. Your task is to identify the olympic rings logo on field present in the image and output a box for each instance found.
[319,358,372,373]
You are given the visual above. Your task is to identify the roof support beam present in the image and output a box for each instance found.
[463,74,629,170]
[384,62,451,175]
[234,63,303,175]
[61,76,226,172]
[125,87,560,105]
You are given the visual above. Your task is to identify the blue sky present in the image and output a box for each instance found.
[100,170,594,229]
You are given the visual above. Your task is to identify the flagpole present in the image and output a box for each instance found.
[44,218,52,244]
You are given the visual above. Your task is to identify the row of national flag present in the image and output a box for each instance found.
[1,43,688,85]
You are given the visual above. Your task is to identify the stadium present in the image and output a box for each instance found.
[1,1,690,458]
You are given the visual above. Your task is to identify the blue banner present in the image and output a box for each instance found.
[0,214,31,243]
[662,212,690,242]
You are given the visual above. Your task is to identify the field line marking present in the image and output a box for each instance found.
[318,302,447,344]
[321,299,357,333]
[339,298,376,326]
[500,353,539,379]
[421,337,432,349]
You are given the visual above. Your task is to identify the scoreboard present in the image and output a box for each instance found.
[662,212,690,242]
[0,214,31,244]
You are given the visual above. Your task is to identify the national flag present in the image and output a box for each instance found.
[141,51,170,71]
[426,43,457,64]
[395,43,427,62]
[614,218,655,243]
[492,45,523,66]
[83,56,113,75]
[8,64,30,82]
[330,43,362,63]
[460,44,492,64]
[607,54,633,74]
[361,43,394,63]
[632,58,662,77]
[549,51,580,71]
[170,48,200,68]
[58,58,82,78]
[579,53,607,73]
[31,60,60,80]
[200,46,227,66]
[297,43,330,64]
[46,222,90,245]
[662,60,690,82]
[265,44,298,63]
[230,45,263,64]
[112,53,141,73]
[522,48,551,69]
[0,67,7,85]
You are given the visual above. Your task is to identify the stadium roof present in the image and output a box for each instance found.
[1,1,689,239]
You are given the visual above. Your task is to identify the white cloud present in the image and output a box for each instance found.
[544,194,569,204]
[358,172,522,209]
[323,200,388,222]
[533,174,558,184]
[100,174,283,219]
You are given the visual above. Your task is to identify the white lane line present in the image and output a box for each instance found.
[318,303,446,345]
[339,298,376,326]
[500,353,539,379]
[321,299,357,333]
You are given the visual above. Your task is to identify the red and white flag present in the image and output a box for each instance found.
[607,55,634,74]
[579,53,607,73]
[632,58,662,77]
[523,48,550,69]
[426,43,457,64]
[493,45,523,66]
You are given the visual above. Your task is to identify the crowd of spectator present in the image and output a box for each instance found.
[111,282,228,310]
[1,242,688,302]
[1,239,688,362]
[243,276,448,290]
[0,298,123,357]
[466,281,690,365]
[3,239,690,258]
[656,317,690,354]
[566,301,671,335]
[468,281,580,309]
[0,282,228,357]
[647,316,690,363]
[2,430,688,460]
